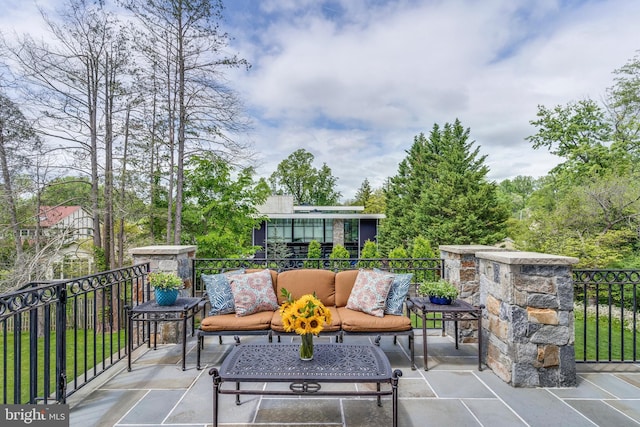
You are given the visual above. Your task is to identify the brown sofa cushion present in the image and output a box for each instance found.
[271,306,342,333]
[335,270,359,307]
[337,307,412,332]
[200,311,272,332]
[276,269,336,306]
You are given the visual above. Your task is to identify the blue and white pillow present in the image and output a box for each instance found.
[375,268,413,316]
[202,269,244,315]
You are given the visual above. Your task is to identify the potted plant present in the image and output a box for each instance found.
[418,280,459,305]
[149,272,183,306]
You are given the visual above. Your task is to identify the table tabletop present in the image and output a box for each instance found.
[130,297,202,314]
[219,343,393,382]
[408,297,481,314]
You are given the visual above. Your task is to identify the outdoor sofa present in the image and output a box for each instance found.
[196,268,415,369]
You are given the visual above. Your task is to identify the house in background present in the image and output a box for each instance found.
[20,206,95,278]
[252,195,385,258]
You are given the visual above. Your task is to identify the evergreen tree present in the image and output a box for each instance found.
[358,239,381,268]
[329,244,351,269]
[379,120,509,251]
[352,178,373,207]
[304,240,322,268]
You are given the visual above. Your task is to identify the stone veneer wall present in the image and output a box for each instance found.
[440,245,506,342]
[476,251,578,387]
[332,219,344,248]
[130,245,197,343]
[440,245,579,387]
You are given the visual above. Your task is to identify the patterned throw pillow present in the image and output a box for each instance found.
[374,269,413,315]
[346,269,394,317]
[229,269,279,317]
[202,269,244,315]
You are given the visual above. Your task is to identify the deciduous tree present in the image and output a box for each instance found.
[269,149,341,205]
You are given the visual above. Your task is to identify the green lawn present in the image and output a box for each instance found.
[412,310,639,362]
[1,329,127,403]
[574,310,640,362]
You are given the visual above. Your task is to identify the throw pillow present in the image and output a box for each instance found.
[202,269,244,315]
[374,268,413,315]
[229,269,279,317]
[346,269,394,317]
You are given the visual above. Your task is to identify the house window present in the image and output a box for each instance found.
[293,219,326,242]
[268,219,292,242]
[344,219,359,244]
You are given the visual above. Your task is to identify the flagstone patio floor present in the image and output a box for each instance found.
[67,331,640,426]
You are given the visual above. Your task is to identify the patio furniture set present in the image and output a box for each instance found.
[127,268,483,425]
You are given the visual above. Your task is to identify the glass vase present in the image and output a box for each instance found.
[299,333,314,361]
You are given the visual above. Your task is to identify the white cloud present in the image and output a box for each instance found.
[2,0,639,201]
[226,0,640,199]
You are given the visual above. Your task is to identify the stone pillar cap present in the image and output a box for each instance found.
[130,245,197,255]
[475,251,579,265]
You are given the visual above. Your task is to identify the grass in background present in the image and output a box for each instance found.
[1,329,127,404]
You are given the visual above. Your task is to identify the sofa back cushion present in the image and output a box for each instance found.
[335,270,360,307]
[276,269,336,306]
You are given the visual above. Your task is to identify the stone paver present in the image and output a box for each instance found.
[67,333,640,427]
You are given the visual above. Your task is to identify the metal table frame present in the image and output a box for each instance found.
[127,297,203,371]
[209,343,402,427]
[407,297,483,371]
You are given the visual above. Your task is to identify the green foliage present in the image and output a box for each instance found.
[352,178,373,207]
[361,239,380,258]
[269,149,341,205]
[93,245,107,272]
[527,99,615,181]
[148,271,183,290]
[608,53,640,153]
[304,240,322,268]
[379,120,509,254]
[182,154,270,258]
[40,177,93,208]
[358,239,381,268]
[498,176,538,219]
[411,236,437,282]
[388,246,408,270]
[269,231,293,259]
[418,280,459,300]
[364,187,386,214]
[307,240,321,258]
[329,244,351,269]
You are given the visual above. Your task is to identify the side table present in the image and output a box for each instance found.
[127,297,203,371]
[407,297,483,371]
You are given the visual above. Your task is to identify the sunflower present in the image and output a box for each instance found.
[279,288,330,337]
[306,315,324,335]
[294,317,309,335]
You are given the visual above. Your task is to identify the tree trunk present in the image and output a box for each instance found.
[0,133,23,258]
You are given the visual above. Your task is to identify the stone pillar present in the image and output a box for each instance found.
[130,245,197,343]
[439,245,506,342]
[333,219,344,248]
[476,251,578,387]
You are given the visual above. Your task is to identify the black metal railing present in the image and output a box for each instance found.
[573,269,640,363]
[5,257,636,406]
[0,263,149,404]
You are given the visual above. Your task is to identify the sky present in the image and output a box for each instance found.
[2,0,639,201]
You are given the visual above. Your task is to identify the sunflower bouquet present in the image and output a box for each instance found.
[280,288,332,360]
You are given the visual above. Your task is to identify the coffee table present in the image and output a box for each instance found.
[210,343,402,427]
[127,297,203,371]
[407,297,483,370]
